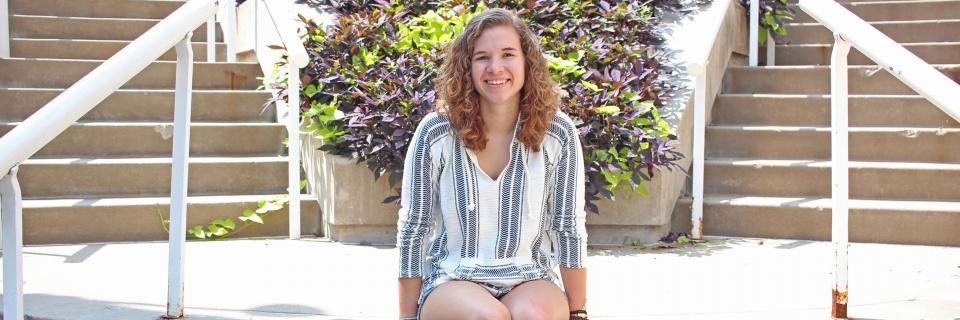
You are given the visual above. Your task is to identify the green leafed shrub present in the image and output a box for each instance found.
[287,0,689,213]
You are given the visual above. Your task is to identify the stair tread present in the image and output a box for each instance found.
[21,156,290,165]
[679,195,960,212]
[0,57,257,65]
[717,93,922,98]
[704,158,960,169]
[0,87,265,93]
[728,64,960,70]
[10,14,163,22]
[788,18,960,26]
[1,121,284,126]
[778,41,960,48]
[708,125,959,132]
[22,194,316,208]
[10,37,225,44]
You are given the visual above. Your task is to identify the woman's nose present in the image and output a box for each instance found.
[485,57,504,73]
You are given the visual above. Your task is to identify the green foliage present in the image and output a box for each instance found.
[156,181,304,240]
[740,0,795,45]
[283,0,690,213]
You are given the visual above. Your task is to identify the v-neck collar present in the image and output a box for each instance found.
[465,114,523,184]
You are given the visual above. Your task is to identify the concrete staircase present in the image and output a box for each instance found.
[674,0,960,246]
[1,0,319,244]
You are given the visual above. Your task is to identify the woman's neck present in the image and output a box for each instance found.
[480,98,520,136]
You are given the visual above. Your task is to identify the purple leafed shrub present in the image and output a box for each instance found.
[286,0,690,213]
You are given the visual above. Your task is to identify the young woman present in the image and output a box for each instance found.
[397,8,588,320]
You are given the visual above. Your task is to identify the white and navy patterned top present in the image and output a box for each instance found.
[396,111,587,288]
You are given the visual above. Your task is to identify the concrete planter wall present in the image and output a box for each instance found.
[302,131,683,245]
[297,0,746,246]
[301,132,400,244]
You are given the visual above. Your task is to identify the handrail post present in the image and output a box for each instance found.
[224,0,237,62]
[690,64,707,240]
[1,165,24,320]
[1,0,10,58]
[288,62,301,240]
[206,17,215,62]
[749,0,759,66]
[766,32,775,66]
[165,34,194,319]
[830,32,851,320]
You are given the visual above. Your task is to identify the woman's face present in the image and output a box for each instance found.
[471,24,525,110]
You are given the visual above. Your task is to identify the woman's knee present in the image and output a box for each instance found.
[507,302,563,320]
[469,303,511,320]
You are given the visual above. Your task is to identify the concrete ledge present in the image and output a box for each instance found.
[301,133,681,245]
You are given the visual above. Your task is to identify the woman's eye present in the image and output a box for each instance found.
[474,56,488,61]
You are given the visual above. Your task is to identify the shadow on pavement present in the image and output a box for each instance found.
[589,237,750,258]
[0,293,341,320]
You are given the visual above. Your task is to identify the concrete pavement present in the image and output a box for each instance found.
[1,237,958,319]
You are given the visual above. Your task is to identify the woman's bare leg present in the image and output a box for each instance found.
[500,280,568,320]
[419,280,511,320]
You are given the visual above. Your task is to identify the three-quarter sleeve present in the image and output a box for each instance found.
[397,114,440,278]
[550,114,588,269]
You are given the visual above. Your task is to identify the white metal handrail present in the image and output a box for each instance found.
[0,0,9,58]
[205,0,237,62]
[797,0,960,318]
[748,0,775,66]
[256,0,309,239]
[685,0,741,240]
[0,0,224,318]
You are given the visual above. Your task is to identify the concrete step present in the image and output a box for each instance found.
[784,19,960,44]
[704,159,960,200]
[9,15,219,42]
[10,0,184,19]
[706,126,960,162]
[0,122,285,157]
[0,58,261,89]
[672,195,960,245]
[721,65,960,94]
[21,195,320,245]
[19,157,290,198]
[712,94,959,128]
[10,38,227,61]
[0,88,274,122]
[773,42,960,65]
[792,1,960,23]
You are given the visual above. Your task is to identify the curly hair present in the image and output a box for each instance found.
[435,8,561,152]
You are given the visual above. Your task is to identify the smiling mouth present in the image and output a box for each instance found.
[485,79,509,86]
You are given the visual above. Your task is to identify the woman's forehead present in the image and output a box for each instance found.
[473,25,522,52]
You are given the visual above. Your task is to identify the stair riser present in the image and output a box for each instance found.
[19,162,289,198]
[0,60,261,90]
[785,21,960,44]
[672,200,960,246]
[0,90,274,122]
[712,96,958,127]
[11,0,183,19]
[722,66,960,94]
[23,200,320,245]
[0,124,285,157]
[10,15,219,42]
[705,164,960,200]
[774,44,960,65]
[792,2,960,23]
[11,39,227,61]
[706,129,960,162]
